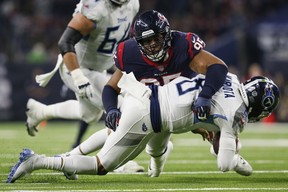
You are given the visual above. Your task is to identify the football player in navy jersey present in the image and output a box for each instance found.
[103,10,228,130]
[100,9,228,176]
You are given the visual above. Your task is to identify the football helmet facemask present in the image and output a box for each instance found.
[240,76,280,123]
[134,10,171,62]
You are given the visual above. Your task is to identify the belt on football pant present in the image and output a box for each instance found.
[149,85,162,133]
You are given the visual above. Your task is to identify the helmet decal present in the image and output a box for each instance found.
[262,84,275,109]
[156,13,167,28]
[136,19,148,28]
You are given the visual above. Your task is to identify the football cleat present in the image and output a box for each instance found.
[26,98,46,136]
[148,141,173,177]
[233,154,253,176]
[64,171,79,180]
[113,160,144,173]
[7,148,36,183]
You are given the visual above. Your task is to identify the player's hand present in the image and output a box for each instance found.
[71,68,93,99]
[105,109,121,131]
[192,97,211,121]
[192,128,214,142]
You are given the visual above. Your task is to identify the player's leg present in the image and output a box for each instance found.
[217,132,252,176]
[8,98,152,183]
[7,148,100,183]
[71,120,89,149]
[146,132,173,177]
[69,127,110,155]
[67,70,144,172]
[97,100,153,173]
[60,84,87,149]
[26,99,82,136]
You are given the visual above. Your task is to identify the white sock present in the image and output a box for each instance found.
[34,155,62,170]
[34,155,98,175]
[45,100,81,119]
[62,155,98,175]
[69,128,109,155]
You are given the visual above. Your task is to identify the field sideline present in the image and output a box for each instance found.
[0,121,288,191]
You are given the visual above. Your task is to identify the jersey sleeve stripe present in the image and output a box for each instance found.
[186,33,194,58]
[117,42,125,70]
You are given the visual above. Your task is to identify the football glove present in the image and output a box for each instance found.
[105,109,121,131]
[71,68,93,99]
[192,96,211,121]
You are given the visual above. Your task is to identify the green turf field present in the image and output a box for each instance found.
[0,121,288,191]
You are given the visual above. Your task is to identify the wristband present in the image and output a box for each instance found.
[71,68,84,81]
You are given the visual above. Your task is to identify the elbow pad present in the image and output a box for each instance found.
[58,26,83,56]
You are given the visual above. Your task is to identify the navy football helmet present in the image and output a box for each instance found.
[110,0,129,5]
[241,76,280,122]
[134,10,171,62]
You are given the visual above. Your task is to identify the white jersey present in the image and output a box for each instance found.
[74,0,140,71]
[98,72,249,172]
[59,0,139,122]
[158,73,248,135]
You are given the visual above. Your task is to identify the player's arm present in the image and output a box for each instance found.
[189,50,228,120]
[58,13,94,71]
[58,13,95,98]
[102,69,122,112]
[189,50,226,74]
[189,50,228,99]
[102,69,123,131]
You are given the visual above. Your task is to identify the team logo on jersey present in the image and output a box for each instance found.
[118,16,127,23]
[142,123,148,132]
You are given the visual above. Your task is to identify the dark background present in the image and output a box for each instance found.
[1,0,288,121]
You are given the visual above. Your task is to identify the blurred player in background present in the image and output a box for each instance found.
[6,72,280,183]
[25,0,143,173]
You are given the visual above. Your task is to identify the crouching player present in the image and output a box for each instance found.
[7,72,279,183]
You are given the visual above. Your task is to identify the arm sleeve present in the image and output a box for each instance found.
[199,64,228,99]
[102,85,119,113]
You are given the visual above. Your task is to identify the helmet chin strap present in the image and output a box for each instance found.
[239,83,249,107]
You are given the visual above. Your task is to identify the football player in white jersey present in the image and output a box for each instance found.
[7,72,280,183]
[25,0,143,174]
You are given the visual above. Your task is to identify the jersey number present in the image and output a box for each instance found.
[140,73,181,86]
[98,24,131,54]
[176,78,205,95]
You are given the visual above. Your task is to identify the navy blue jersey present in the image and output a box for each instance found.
[114,31,205,86]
